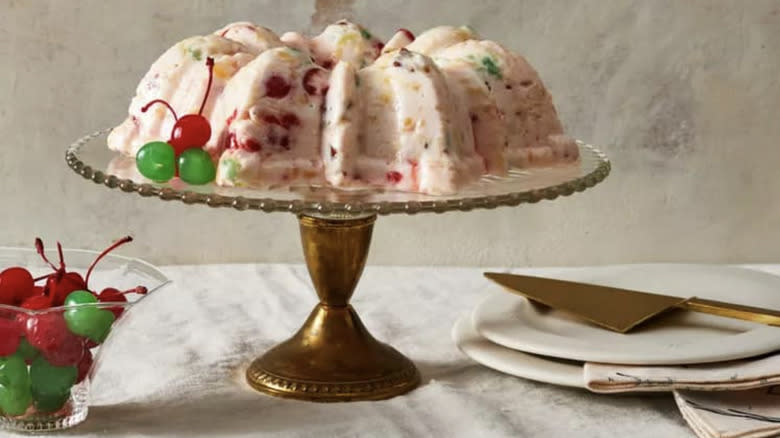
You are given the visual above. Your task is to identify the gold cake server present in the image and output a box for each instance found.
[484,272,780,333]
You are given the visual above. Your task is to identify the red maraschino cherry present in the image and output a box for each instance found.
[24,313,76,356]
[20,294,53,311]
[169,115,211,153]
[22,309,85,365]
[19,285,46,306]
[97,286,147,318]
[0,318,22,356]
[0,267,34,305]
[43,330,85,367]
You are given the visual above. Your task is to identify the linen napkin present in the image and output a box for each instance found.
[584,353,780,438]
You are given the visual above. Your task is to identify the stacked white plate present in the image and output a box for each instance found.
[453,264,780,389]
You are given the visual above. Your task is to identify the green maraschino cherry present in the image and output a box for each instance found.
[63,291,115,344]
[31,390,70,414]
[178,148,216,185]
[136,141,176,182]
[0,355,33,416]
[0,355,30,387]
[0,383,33,416]
[29,356,76,413]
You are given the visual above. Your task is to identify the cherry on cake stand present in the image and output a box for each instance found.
[65,130,611,402]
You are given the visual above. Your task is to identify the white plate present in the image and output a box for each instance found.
[452,316,585,388]
[473,264,780,365]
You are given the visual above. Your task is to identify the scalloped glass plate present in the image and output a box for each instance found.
[65,130,610,215]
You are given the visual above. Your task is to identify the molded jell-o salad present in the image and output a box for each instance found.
[0,237,146,418]
[109,21,579,194]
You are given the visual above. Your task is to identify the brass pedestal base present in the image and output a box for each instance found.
[246,214,420,402]
[246,304,420,401]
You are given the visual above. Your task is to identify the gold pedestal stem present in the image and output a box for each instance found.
[246,214,420,402]
[300,214,373,307]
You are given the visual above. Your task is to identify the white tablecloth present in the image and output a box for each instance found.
[49,264,780,438]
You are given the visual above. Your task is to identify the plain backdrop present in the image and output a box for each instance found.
[0,0,778,266]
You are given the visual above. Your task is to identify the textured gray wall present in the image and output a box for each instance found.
[1,0,778,266]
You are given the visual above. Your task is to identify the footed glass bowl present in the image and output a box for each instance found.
[0,247,169,433]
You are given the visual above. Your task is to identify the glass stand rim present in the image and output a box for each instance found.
[65,129,611,217]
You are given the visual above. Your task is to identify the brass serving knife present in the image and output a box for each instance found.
[484,272,780,333]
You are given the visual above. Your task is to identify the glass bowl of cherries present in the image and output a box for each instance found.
[0,237,169,432]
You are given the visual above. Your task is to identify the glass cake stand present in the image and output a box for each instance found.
[65,130,610,402]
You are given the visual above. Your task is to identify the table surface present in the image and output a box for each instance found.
[49,263,780,438]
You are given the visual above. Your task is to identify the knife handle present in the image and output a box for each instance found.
[678,298,780,327]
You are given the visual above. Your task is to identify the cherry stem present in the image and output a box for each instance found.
[141,99,178,121]
[198,57,215,116]
[34,238,59,272]
[33,273,53,282]
[56,242,65,271]
[85,236,133,290]
[122,286,148,296]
